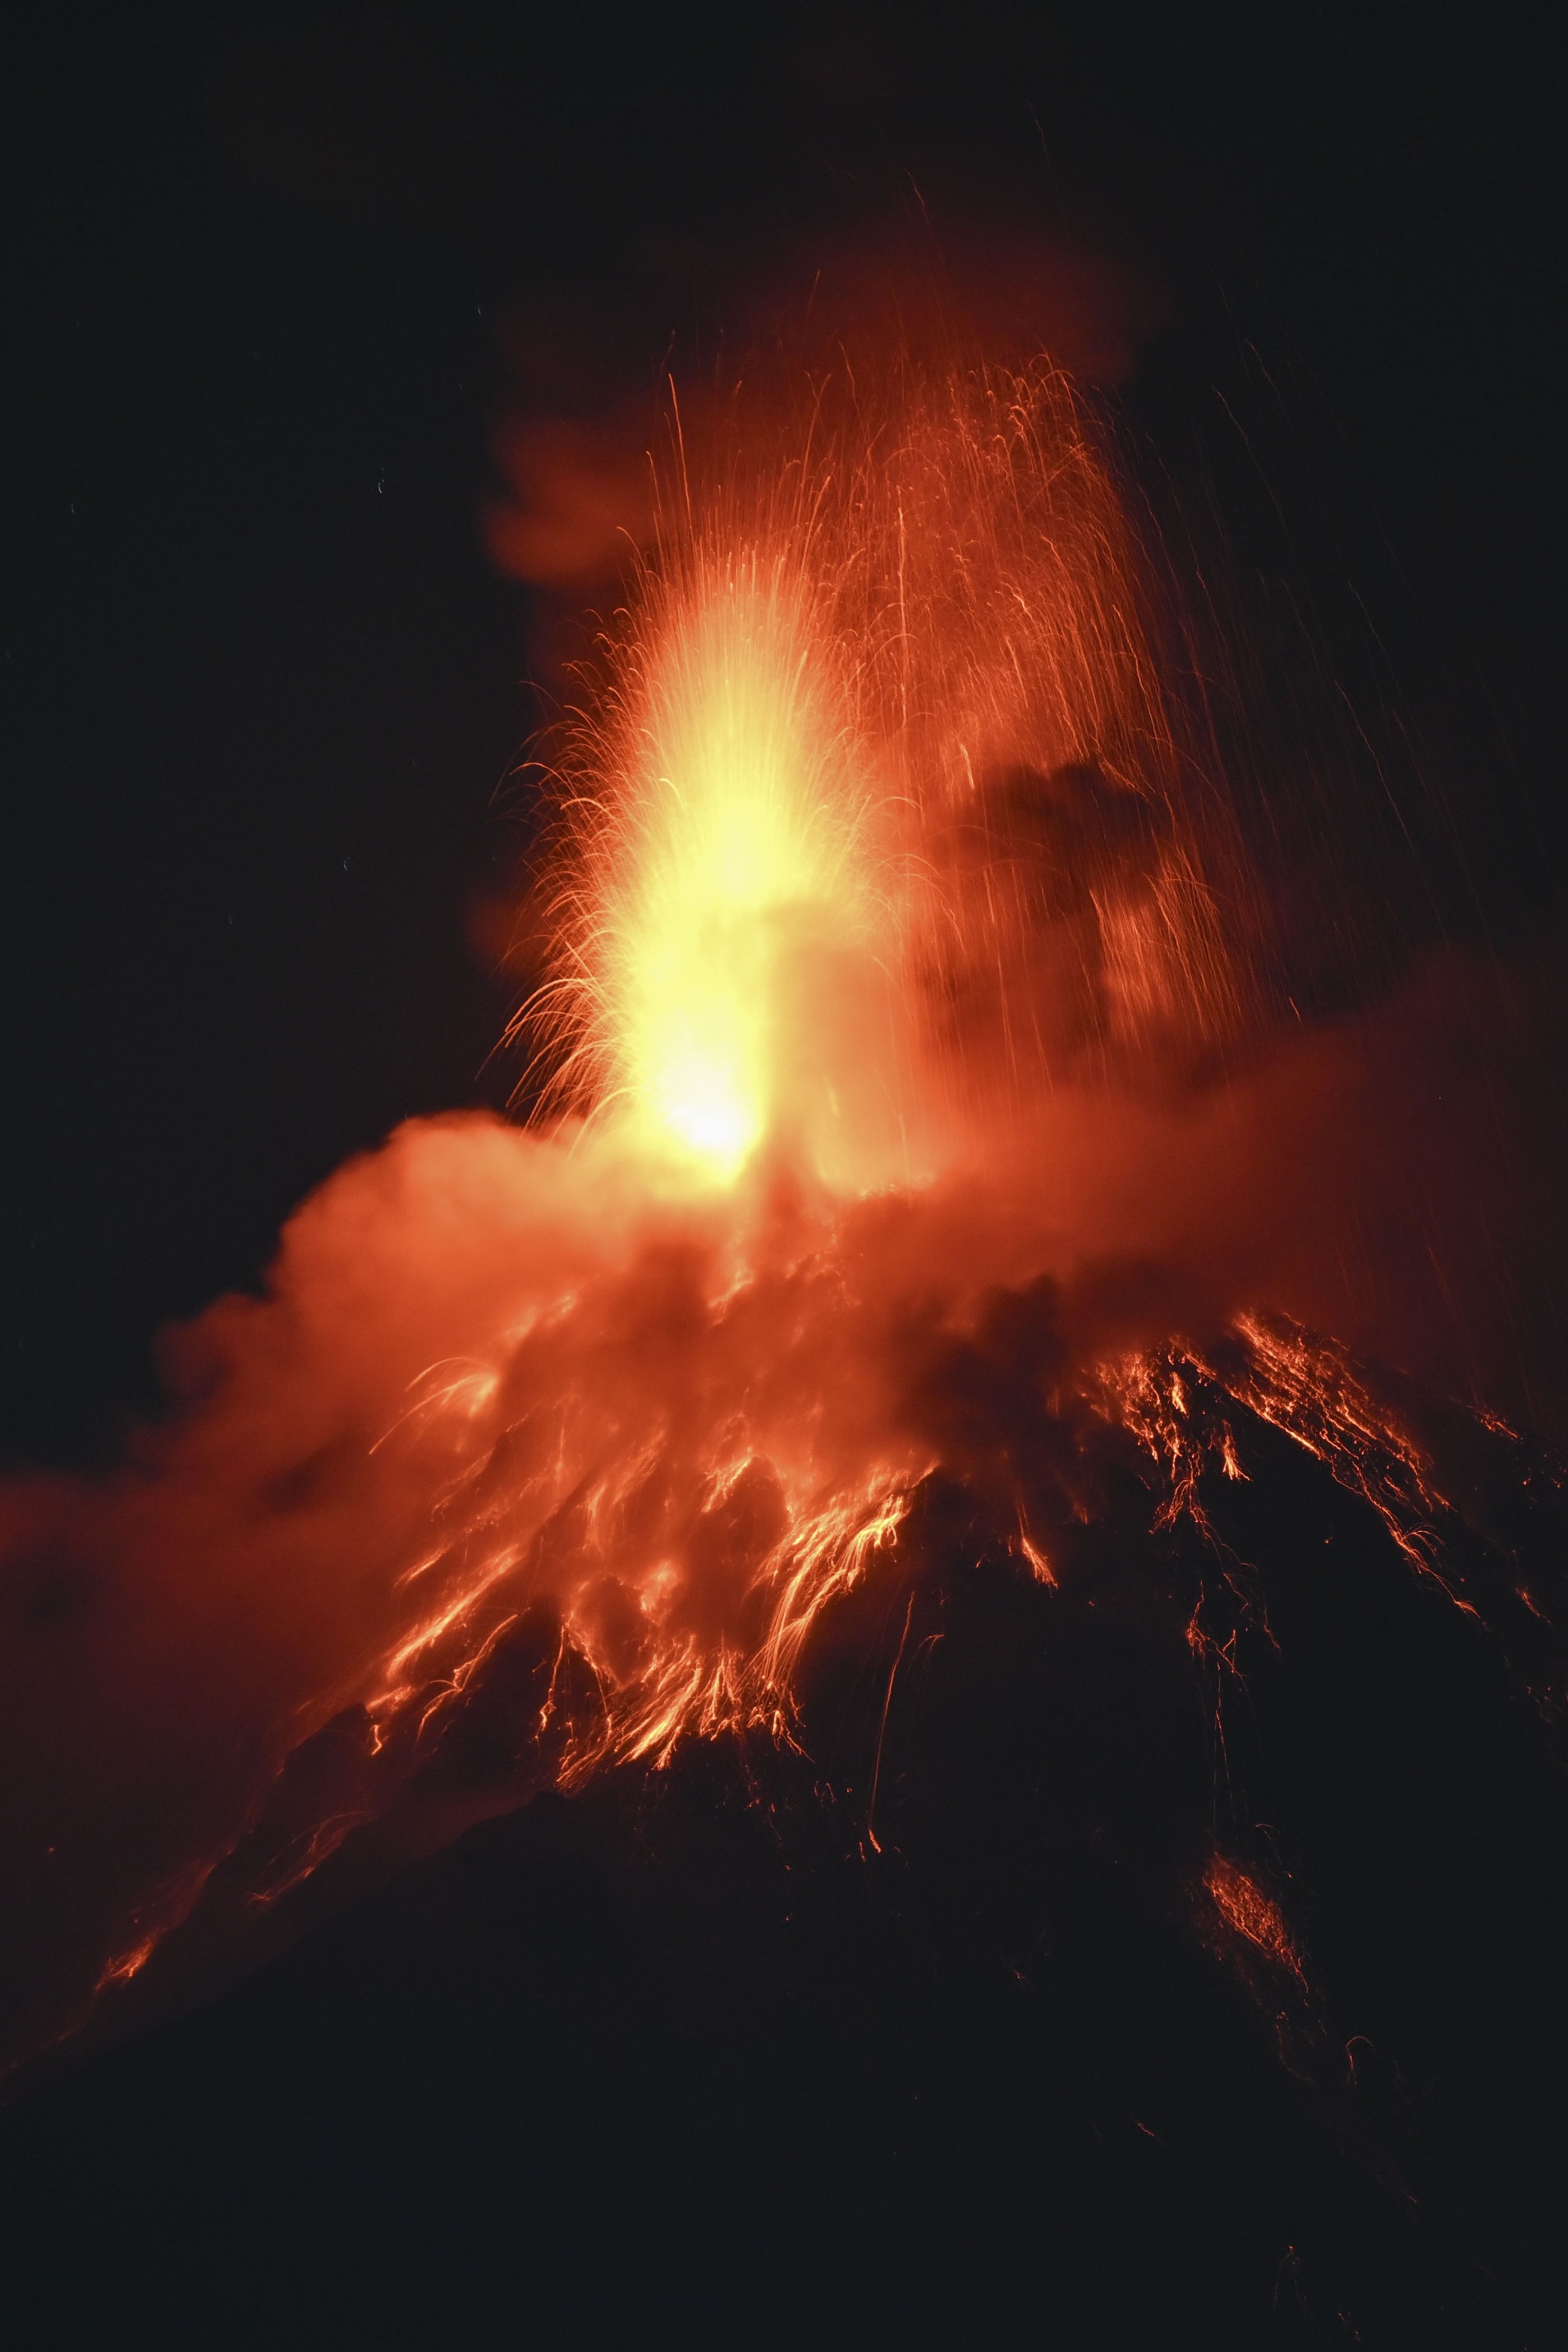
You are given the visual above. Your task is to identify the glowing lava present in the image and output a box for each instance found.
[566,547,881,1182]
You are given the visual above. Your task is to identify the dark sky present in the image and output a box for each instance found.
[3,0,1564,1463]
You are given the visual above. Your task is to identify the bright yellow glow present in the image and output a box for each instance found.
[596,552,870,1181]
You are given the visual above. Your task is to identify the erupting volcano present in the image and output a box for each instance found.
[4,347,1566,2350]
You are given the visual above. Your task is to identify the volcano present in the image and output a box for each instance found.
[2,352,1565,2349]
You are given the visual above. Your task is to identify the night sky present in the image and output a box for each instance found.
[4,2,1564,1462]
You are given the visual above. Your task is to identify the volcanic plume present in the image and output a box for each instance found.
[3,343,1565,2345]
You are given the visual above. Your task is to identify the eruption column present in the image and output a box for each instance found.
[548,548,887,1187]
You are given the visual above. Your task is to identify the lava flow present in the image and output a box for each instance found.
[2,348,1565,2161]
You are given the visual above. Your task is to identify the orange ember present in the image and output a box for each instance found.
[1204,1855,1308,1992]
